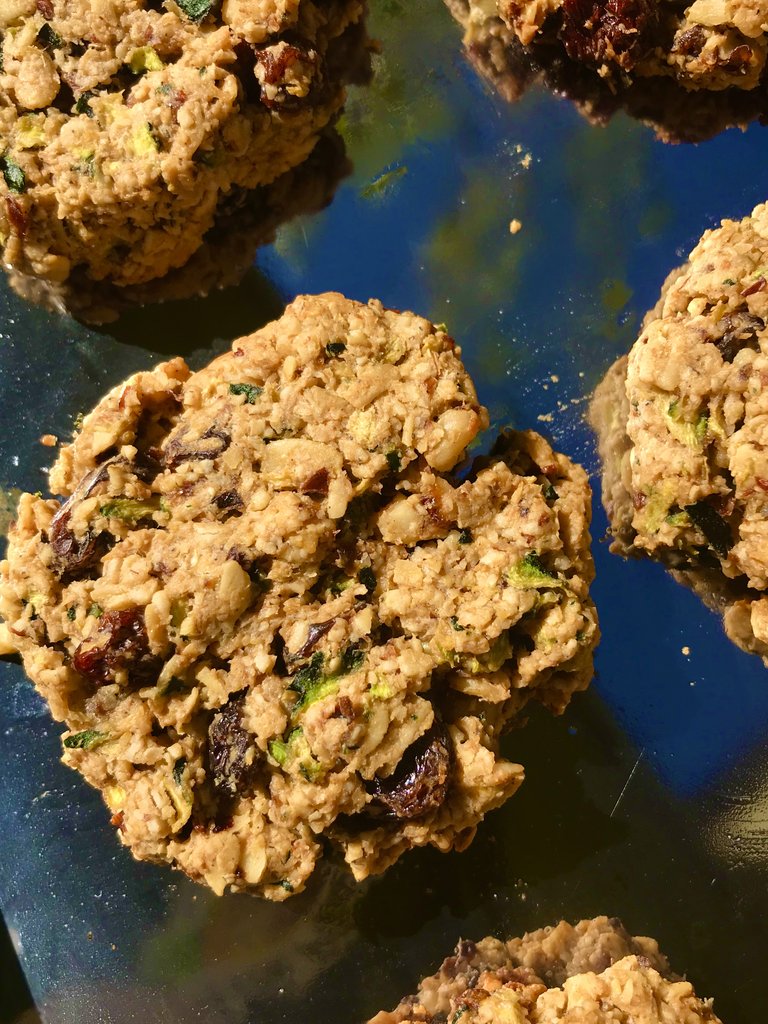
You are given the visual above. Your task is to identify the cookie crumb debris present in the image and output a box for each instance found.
[0,293,598,899]
[509,218,522,234]
[40,434,57,448]
[682,646,691,656]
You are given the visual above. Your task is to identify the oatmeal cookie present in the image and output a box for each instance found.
[0,0,367,292]
[0,293,598,899]
[368,915,722,1023]
[7,127,351,323]
[446,0,768,143]
[463,0,768,94]
[590,202,768,665]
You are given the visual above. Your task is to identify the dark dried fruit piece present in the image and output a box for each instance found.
[214,489,244,513]
[301,468,329,495]
[742,276,767,297]
[49,462,114,578]
[208,693,253,795]
[6,197,28,235]
[254,40,319,109]
[73,609,162,689]
[560,0,657,72]
[49,509,106,579]
[685,500,733,558]
[368,720,452,819]
[711,311,764,362]
[294,620,335,659]
[163,425,231,469]
[674,25,706,57]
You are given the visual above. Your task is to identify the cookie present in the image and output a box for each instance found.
[0,0,367,292]
[475,0,768,92]
[7,126,351,323]
[0,293,598,899]
[590,202,768,665]
[446,0,767,143]
[368,916,721,1024]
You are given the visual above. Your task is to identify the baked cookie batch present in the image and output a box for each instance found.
[0,0,752,1020]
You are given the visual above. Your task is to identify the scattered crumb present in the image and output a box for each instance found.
[86,931,94,942]
[537,413,554,423]
[40,434,57,447]
[682,645,691,656]
[509,219,522,235]
[520,153,532,169]
[111,943,117,951]
[550,374,559,383]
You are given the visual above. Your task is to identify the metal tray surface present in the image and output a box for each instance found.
[2,1,768,1021]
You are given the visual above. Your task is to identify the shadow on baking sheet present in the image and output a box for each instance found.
[2,678,760,1024]
[95,269,285,361]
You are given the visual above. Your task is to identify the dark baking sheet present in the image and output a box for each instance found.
[2,1,768,1021]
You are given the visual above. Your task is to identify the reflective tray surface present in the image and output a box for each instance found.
[2,2,768,1021]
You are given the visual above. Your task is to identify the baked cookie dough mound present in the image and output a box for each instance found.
[7,126,351,323]
[446,0,768,143]
[589,203,768,664]
[0,0,366,290]
[485,0,768,92]
[0,293,598,899]
[369,916,722,1023]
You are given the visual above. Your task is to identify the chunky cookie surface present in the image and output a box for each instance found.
[446,0,768,143]
[487,0,768,91]
[0,293,597,898]
[368,916,722,1023]
[590,203,768,665]
[0,0,365,290]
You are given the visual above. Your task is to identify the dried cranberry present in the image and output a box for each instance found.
[73,609,162,689]
[368,720,452,819]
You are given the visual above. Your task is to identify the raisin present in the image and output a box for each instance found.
[73,609,162,689]
[723,43,753,72]
[214,489,243,513]
[293,619,335,659]
[685,500,733,558]
[208,693,253,795]
[6,198,28,236]
[49,509,106,579]
[674,25,706,56]
[163,425,231,469]
[742,276,767,298]
[711,311,763,362]
[368,720,452,819]
[48,463,113,578]
[559,0,657,71]
[301,468,329,495]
